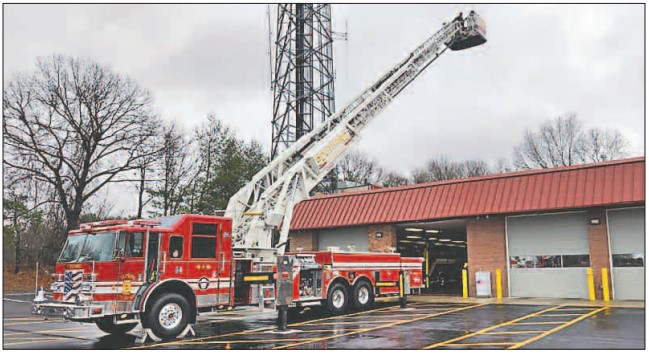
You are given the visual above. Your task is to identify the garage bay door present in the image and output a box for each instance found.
[318,227,369,252]
[507,212,590,299]
[607,208,645,300]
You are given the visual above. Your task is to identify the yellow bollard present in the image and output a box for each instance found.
[496,269,503,300]
[587,268,596,301]
[601,268,610,302]
[462,269,468,299]
[425,247,429,289]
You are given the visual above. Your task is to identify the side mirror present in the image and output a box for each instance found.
[116,248,125,261]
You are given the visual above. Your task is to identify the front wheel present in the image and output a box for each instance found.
[326,282,349,315]
[95,317,138,334]
[145,293,191,340]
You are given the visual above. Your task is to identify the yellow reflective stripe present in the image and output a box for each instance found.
[376,282,397,287]
[243,275,269,282]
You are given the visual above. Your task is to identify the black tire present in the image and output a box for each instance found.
[326,282,349,315]
[95,317,138,334]
[144,292,191,340]
[351,279,374,311]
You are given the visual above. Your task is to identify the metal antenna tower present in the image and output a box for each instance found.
[270,4,336,159]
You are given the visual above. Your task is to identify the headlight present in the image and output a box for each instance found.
[81,283,92,292]
[83,273,97,282]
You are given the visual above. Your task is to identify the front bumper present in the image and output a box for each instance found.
[32,302,105,321]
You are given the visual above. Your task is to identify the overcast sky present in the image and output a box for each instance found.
[4,4,645,215]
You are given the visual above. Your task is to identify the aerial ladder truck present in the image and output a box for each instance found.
[34,12,486,341]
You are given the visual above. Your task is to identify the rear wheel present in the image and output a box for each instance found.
[95,317,137,334]
[326,282,349,315]
[351,279,374,311]
[145,293,191,340]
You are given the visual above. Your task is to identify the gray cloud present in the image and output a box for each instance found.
[4,4,644,214]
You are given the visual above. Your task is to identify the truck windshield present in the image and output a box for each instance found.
[58,232,117,262]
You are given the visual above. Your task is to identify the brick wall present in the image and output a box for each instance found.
[368,224,397,253]
[587,208,612,300]
[466,217,508,297]
[288,230,317,252]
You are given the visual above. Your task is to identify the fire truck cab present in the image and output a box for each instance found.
[36,215,236,340]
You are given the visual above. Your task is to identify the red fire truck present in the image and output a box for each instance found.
[35,215,423,340]
[33,11,485,341]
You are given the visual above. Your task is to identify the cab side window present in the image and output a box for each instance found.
[191,223,218,259]
[127,232,144,257]
[169,236,183,259]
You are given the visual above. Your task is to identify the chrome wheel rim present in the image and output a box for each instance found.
[158,302,182,330]
[332,289,345,309]
[358,286,369,305]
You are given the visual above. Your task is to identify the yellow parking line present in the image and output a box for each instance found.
[421,305,564,349]
[537,313,589,317]
[297,328,372,333]
[507,307,607,349]
[483,330,545,335]
[292,320,395,326]
[131,305,401,349]
[446,342,517,346]
[274,303,485,350]
[513,321,565,325]
[178,338,314,345]
[3,320,61,326]
[551,308,598,311]
[4,337,68,346]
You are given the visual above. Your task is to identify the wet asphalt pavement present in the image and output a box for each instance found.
[3,294,645,350]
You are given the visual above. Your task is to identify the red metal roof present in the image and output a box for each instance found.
[290,157,645,230]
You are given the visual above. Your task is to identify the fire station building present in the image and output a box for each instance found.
[288,157,645,301]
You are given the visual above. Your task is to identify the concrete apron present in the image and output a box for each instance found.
[407,294,644,308]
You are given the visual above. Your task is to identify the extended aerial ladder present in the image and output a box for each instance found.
[225,12,486,262]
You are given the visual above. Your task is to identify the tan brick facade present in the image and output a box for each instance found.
[288,230,317,252]
[587,208,612,300]
[368,225,397,253]
[466,217,508,297]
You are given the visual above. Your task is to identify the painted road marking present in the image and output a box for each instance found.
[483,330,545,335]
[507,307,607,349]
[4,320,62,326]
[273,303,486,349]
[291,320,397,326]
[421,305,564,349]
[3,298,33,304]
[446,342,517,347]
[4,337,69,346]
[513,321,565,325]
[130,304,402,349]
[178,338,314,345]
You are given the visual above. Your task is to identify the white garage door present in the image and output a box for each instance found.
[608,207,645,300]
[318,227,369,252]
[507,212,590,299]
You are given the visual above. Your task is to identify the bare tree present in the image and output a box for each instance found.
[4,55,159,230]
[336,151,385,186]
[514,114,583,170]
[381,171,410,187]
[148,122,196,216]
[514,114,630,170]
[580,127,629,163]
[412,156,492,183]
[132,128,163,218]
[493,158,514,174]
